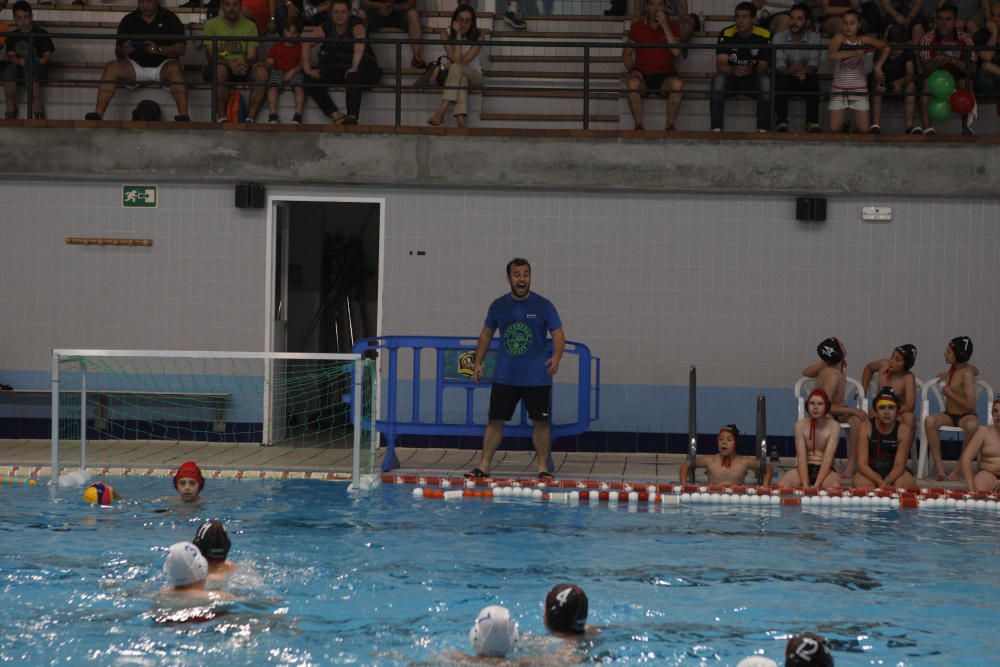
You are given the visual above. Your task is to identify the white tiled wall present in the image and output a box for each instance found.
[1,182,997,399]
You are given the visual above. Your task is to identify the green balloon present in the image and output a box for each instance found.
[928,70,956,99]
[928,97,952,121]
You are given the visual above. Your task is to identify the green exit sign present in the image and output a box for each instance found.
[123,185,157,208]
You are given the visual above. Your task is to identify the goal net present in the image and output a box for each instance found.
[49,350,377,484]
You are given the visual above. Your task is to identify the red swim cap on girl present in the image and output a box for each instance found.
[806,388,831,415]
[174,461,205,491]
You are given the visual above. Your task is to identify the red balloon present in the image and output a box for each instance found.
[949,90,975,115]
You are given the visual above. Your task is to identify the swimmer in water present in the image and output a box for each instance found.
[785,632,834,666]
[780,388,841,489]
[193,519,237,580]
[173,461,204,502]
[544,583,596,637]
[442,604,579,665]
[678,424,772,485]
[160,541,237,601]
[853,386,916,489]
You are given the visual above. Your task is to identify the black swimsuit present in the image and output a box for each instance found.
[868,418,900,478]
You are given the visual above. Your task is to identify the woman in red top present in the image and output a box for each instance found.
[623,0,684,130]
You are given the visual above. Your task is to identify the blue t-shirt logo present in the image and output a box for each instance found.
[504,323,533,356]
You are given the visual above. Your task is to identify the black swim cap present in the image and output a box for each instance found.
[949,336,973,363]
[816,338,844,364]
[544,584,588,634]
[193,519,231,563]
[893,344,917,371]
[720,424,741,440]
[785,633,834,666]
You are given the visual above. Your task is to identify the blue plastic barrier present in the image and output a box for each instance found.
[351,336,600,471]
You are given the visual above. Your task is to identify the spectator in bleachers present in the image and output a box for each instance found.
[952,0,988,33]
[426,4,483,128]
[203,0,268,123]
[241,0,270,36]
[879,0,928,44]
[0,1,9,63]
[623,0,685,130]
[753,0,793,34]
[711,2,772,132]
[773,3,822,132]
[819,0,858,37]
[972,1,999,96]
[869,24,919,133]
[271,0,330,35]
[358,0,427,69]
[917,3,976,134]
[2,1,53,120]
[264,14,305,123]
[301,0,382,124]
[827,9,888,133]
[84,0,190,122]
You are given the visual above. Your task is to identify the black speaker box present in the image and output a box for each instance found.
[795,196,827,222]
[235,183,265,209]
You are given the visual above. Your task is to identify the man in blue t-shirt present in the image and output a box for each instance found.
[466,258,565,480]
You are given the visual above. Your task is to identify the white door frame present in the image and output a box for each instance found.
[264,194,386,355]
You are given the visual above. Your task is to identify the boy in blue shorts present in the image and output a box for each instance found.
[467,258,565,480]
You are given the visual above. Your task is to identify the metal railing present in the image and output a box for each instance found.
[1,28,994,130]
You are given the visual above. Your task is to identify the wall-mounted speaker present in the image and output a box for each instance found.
[795,197,827,222]
[235,183,265,209]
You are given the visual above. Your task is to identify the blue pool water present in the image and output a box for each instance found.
[2,479,999,665]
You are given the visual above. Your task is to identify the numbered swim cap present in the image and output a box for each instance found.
[173,461,205,492]
[785,633,834,666]
[83,482,116,505]
[193,519,231,563]
[816,338,844,364]
[893,344,917,371]
[163,541,209,587]
[469,605,518,657]
[949,336,973,363]
[544,583,588,634]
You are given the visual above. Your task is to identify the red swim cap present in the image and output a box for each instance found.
[174,461,205,492]
[806,388,831,415]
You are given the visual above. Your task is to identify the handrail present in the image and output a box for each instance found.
[755,393,767,485]
[1,28,991,128]
[686,365,696,483]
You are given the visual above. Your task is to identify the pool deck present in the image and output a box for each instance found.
[0,439,969,488]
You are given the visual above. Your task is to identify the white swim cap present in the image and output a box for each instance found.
[737,657,779,667]
[468,605,518,657]
[163,541,209,587]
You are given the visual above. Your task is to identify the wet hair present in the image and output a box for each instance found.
[12,0,31,14]
[789,3,811,21]
[448,4,480,41]
[735,1,757,18]
[785,633,834,666]
[506,257,531,276]
[544,584,588,634]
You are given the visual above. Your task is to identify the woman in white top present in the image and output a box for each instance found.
[427,4,483,128]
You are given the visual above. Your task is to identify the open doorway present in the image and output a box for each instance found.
[268,199,383,354]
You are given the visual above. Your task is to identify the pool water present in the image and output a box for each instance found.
[1,479,999,666]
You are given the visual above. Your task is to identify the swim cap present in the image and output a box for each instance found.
[544,584,588,634]
[83,482,116,505]
[785,633,834,666]
[719,424,741,440]
[469,605,518,657]
[163,541,209,587]
[949,336,973,363]
[816,338,844,364]
[893,344,917,371]
[806,388,831,415]
[173,461,204,492]
[736,658,779,667]
[193,519,231,562]
[873,386,900,410]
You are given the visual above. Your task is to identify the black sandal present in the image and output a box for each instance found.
[464,467,488,479]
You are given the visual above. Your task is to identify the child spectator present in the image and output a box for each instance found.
[678,424,772,485]
[869,25,919,133]
[924,336,978,481]
[265,15,305,123]
[860,343,918,428]
[426,4,483,128]
[2,1,54,120]
[826,9,889,134]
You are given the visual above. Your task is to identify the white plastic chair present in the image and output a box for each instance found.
[916,378,995,479]
[794,375,868,424]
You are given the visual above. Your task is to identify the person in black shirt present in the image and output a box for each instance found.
[84,0,190,121]
[2,1,54,119]
[973,2,1000,96]
[710,1,772,131]
[301,0,382,124]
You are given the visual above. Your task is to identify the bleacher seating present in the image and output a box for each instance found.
[1,1,997,133]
